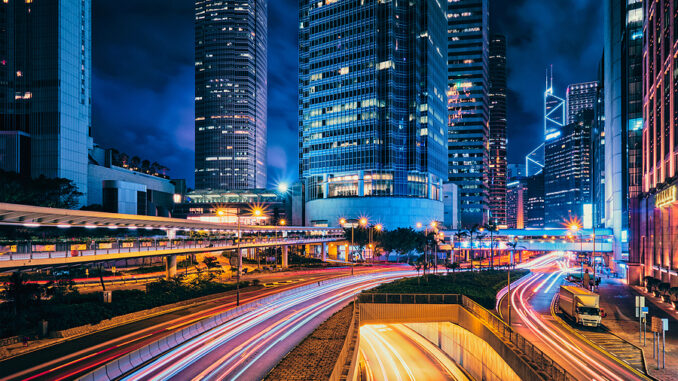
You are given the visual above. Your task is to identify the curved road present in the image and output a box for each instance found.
[95,271,415,381]
[501,256,648,380]
[0,266,401,381]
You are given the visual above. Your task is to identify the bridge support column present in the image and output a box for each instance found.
[166,255,177,278]
[282,246,289,268]
[321,242,327,261]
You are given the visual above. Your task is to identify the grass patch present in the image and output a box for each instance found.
[368,270,529,309]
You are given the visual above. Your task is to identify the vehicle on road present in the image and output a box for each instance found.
[558,285,602,327]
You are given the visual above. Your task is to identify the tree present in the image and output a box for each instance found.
[343,226,370,260]
[379,228,424,262]
[0,272,43,315]
[0,170,83,209]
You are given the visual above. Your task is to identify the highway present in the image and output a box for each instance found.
[108,270,413,381]
[499,254,648,381]
[360,324,468,381]
[0,266,403,381]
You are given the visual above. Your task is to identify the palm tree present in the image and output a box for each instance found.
[453,230,468,265]
[484,221,499,269]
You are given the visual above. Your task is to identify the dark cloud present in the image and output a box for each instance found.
[491,0,603,164]
[93,0,602,187]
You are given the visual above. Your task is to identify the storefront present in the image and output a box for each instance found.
[634,183,678,287]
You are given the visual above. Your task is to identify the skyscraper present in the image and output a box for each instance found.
[603,0,644,278]
[488,34,507,226]
[506,178,526,229]
[525,172,544,228]
[566,81,598,124]
[544,71,565,137]
[194,0,267,191]
[447,0,490,227]
[544,110,593,227]
[633,0,678,286]
[298,0,448,228]
[0,1,91,201]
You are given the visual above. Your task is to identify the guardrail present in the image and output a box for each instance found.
[357,293,576,381]
[329,300,359,381]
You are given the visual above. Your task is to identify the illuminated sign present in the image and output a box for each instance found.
[70,244,87,251]
[583,204,592,229]
[655,186,676,208]
[545,131,561,141]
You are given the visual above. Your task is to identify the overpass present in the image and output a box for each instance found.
[0,203,344,274]
[442,227,615,254]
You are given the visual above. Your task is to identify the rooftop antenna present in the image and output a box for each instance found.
[550,64,553,89]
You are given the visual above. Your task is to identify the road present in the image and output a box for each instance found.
[0,266,401,381]
[499,255,649,380]
[360,324,467,381]
[110,270,413,381]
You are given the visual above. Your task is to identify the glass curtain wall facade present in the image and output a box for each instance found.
[195,0,268,191]
[604,0,644,277]
[447,0,490,228]
[0,0,91,203]
[488,34,507,226]
[634,0,678,286]
[544,111,593,227]
[592,58,606,229]
[566,81,598,124]
[299,0,448,228]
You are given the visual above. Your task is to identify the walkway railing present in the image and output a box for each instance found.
[358,293,576,381]
[0,237,338,263]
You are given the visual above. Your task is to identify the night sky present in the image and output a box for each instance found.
[92,0,602,189]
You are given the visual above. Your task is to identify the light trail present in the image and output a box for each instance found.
[510,271,638,381]
[117,271,415,381]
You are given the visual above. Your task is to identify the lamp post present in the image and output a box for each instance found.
[569,224,584,286]
[369,223,383,263]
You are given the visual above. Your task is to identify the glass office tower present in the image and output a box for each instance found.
[299,0,448,228]
[195,0,267,191]
[544,110,593,227]
[0,1,91,202]
[488,34,507,226]
[566,81,598,124]
[603,0,644,279]
[447,0,490,227]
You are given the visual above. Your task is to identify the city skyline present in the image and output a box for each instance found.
[89,0,603,189]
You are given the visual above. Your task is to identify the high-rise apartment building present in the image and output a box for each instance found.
[566,81,598,124]
[592,58,606,229]
[603,0,644,279]
[488,34,507,226]
[298,0,448,228]
[0,1,91,201]
[633,0,678,286]
[194,0,267,191]
[544,110,593,227]
[447,0,489,228]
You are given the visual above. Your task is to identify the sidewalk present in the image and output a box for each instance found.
[597,277,678,380]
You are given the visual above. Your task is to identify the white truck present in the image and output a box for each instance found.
[559,285,602,327]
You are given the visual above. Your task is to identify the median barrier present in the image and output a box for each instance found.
[78,274,358,381]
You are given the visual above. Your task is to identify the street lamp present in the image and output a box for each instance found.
[569,223,585,287]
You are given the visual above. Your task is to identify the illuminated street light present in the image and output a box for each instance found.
[339,218,347,225]
[430,221,438,229]
[416,222,423,228]
[375,224,383,231]
[279,219,287,226]
[277,182,289,193]
[359,217,368,226]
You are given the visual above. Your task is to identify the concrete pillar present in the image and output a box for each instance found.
[282,246,289,268]
[321,242,327,261]
[167,228,177,240]
[166,255,177,278]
